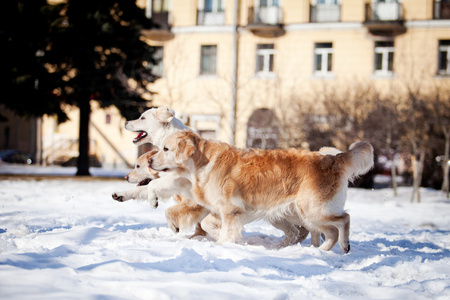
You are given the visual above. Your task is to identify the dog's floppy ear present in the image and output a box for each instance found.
[175,135,196,164]
[155,106,175,123]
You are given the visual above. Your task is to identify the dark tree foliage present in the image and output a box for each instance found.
[0,0,159,175]
[0,0,65,120]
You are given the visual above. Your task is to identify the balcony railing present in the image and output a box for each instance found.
[365,1,403,22]
[434,0,450,19]
[363,1,405,35]
[141,11,173,41]
[248,6,282,26]
[310,4,341,23]
[151,11,171,31]
[197,10,225,25]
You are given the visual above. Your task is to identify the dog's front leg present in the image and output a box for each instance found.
[112,186,148,202]
[216,207,244,245]
[147,187,159,209]
[200,213,222,241]
[146,173,192,208]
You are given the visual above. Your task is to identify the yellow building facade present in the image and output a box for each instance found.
[139,0,450,149]
[39,0,450,168]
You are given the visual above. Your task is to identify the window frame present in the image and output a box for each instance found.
[255,44,275,77]
[203,0,224,13]
[374,41,394,76]
[200,45,218,76]
[313,42,333,76]
[150,46,164,78]
[438,40,450,75]
[257,0,280,7]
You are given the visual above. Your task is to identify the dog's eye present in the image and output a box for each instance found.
[136,165,140,168]
[163,147,169,152]
[141,116,146,120]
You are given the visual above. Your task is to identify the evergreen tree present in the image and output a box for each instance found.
[1,0,158,175]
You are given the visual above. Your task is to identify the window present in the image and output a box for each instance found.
[190,114,221,140]
[203,0,223,12]
[438,40,450,75]
[256,44,275,75]
[318,0,338,3]
[311,0,340,23]
[255,0,281,24]
[314,43,333,75]
[150,46,164,77]
[259,0,279,7]
[371,0,401,21]
[146,0,171,29]
[434,0,450,19]
[151,0,170,12]
[197,0,225,25]
[200,45,217,75]
[374,41,394,75]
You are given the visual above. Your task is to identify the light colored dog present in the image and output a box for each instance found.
[125,106,191,147]
[112,150,160,202]
[112,150,207,237]
[121,106,310,247]
[149,131,374,253]
[112,150,192,207]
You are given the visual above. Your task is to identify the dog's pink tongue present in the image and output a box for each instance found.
[136,132,145,139]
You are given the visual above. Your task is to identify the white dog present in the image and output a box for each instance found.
[149,131,374,252]
[115,106,310,248]
[125,106,191,147]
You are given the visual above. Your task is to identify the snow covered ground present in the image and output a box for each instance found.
[1,164,450,299]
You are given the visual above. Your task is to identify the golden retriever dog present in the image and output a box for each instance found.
[112,150,207,237]
[123,106,310,248]
[112,150,160,202]
[149,131,373,253]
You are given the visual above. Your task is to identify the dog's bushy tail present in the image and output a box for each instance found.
[339,142,374,182]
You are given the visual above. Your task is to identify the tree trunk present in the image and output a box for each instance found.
[441,127,450,198]
[76,99,91,176]
[443,161,449,198]
[410,151,425,203]
[390,155,398,196]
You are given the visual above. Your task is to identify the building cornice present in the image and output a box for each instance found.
[170,19,450,35]
[405,19,450,28]
[285,22,364,31]
[171,25,235,34]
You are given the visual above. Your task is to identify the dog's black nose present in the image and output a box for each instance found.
[125,175,129,181]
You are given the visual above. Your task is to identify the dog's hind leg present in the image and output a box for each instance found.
[336,213,351,253]
[310,231,322,248]
[271,220,309,248]
[318,213,350,253]
[317,225,339,251]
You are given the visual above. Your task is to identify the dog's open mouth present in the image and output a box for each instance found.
[137,178,152,186]
[133,131,148,144]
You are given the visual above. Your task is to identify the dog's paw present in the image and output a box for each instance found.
[342,243,351,254]
[168,222,180,234]
[149,198,158,209]
[148,191,159,209]
[112,193,124,202]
